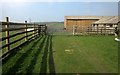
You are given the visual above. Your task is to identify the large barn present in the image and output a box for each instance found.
[64,16,119,34]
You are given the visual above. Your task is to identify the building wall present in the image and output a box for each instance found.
[65,19,99,30]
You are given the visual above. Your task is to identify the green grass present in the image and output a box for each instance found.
[2,35,53,74]
[53,35,118,73]
[2,35,118,74]
[1,31,34,55]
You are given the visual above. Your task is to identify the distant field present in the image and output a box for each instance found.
[46,22,73,35]
[2,35,118,74]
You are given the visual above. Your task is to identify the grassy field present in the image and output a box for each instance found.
[1,22,119,74]
[2,35,118,74]
[53,35,118,73]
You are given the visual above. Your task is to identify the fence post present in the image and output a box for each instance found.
[5,17,10,51]
[25,21,27,41]
[33,23,35,38]
[37,25,39,36]
[104,24,106,35]
[101,27,103,35]
[97,24,98,35]
[73,25,75,36]
[38,25,41,36]
[88,27,89,35]
[45,24,47,35]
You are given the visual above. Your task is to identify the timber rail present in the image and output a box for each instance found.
[0,17,47,58]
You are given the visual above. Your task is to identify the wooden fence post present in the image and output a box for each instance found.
[33,23,35,38]
[104,24,106,35]
[97,24,98,35]
[37,25,39,36]
[73,25,75,36]
[38,25,41,36]
[101,27,103,35]
[45,24,47,35]
[5,17,10,51]
[25,21,27,41]
[88,27,89,35]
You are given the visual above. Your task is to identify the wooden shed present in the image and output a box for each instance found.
[92,16,118,28]
[64,16,119,34]
[64,16,101,30]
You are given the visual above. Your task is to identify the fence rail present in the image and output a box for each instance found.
[66,26,115,35]
[0,17,47,58]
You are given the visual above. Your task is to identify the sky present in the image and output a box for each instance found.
[0,0,119,22]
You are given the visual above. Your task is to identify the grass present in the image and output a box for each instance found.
[1,30,34,55]
[2,35,118,74]
[52,35,118,73]
[2,35,55,74]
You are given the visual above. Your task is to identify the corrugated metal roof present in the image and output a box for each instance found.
[93,16,118,24]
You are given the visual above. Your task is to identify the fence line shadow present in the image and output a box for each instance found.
[39,35,56,75]
[39,35,49,74]
[3,36,43,75]
[48,35,56,74]
[2,36,39,64]
[3,35,56,74]
[26,36,47,74]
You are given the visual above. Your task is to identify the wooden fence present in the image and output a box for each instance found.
[87,27,115,35]
[67,26,115,35]
[0,17,47,58]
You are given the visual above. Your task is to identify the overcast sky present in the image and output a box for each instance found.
[0,0,119,22]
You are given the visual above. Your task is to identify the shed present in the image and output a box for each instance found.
[64,16,118,31]
[64,16,101,30]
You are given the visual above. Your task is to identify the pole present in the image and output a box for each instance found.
[5,17,10,51]
[25,20,27,41]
